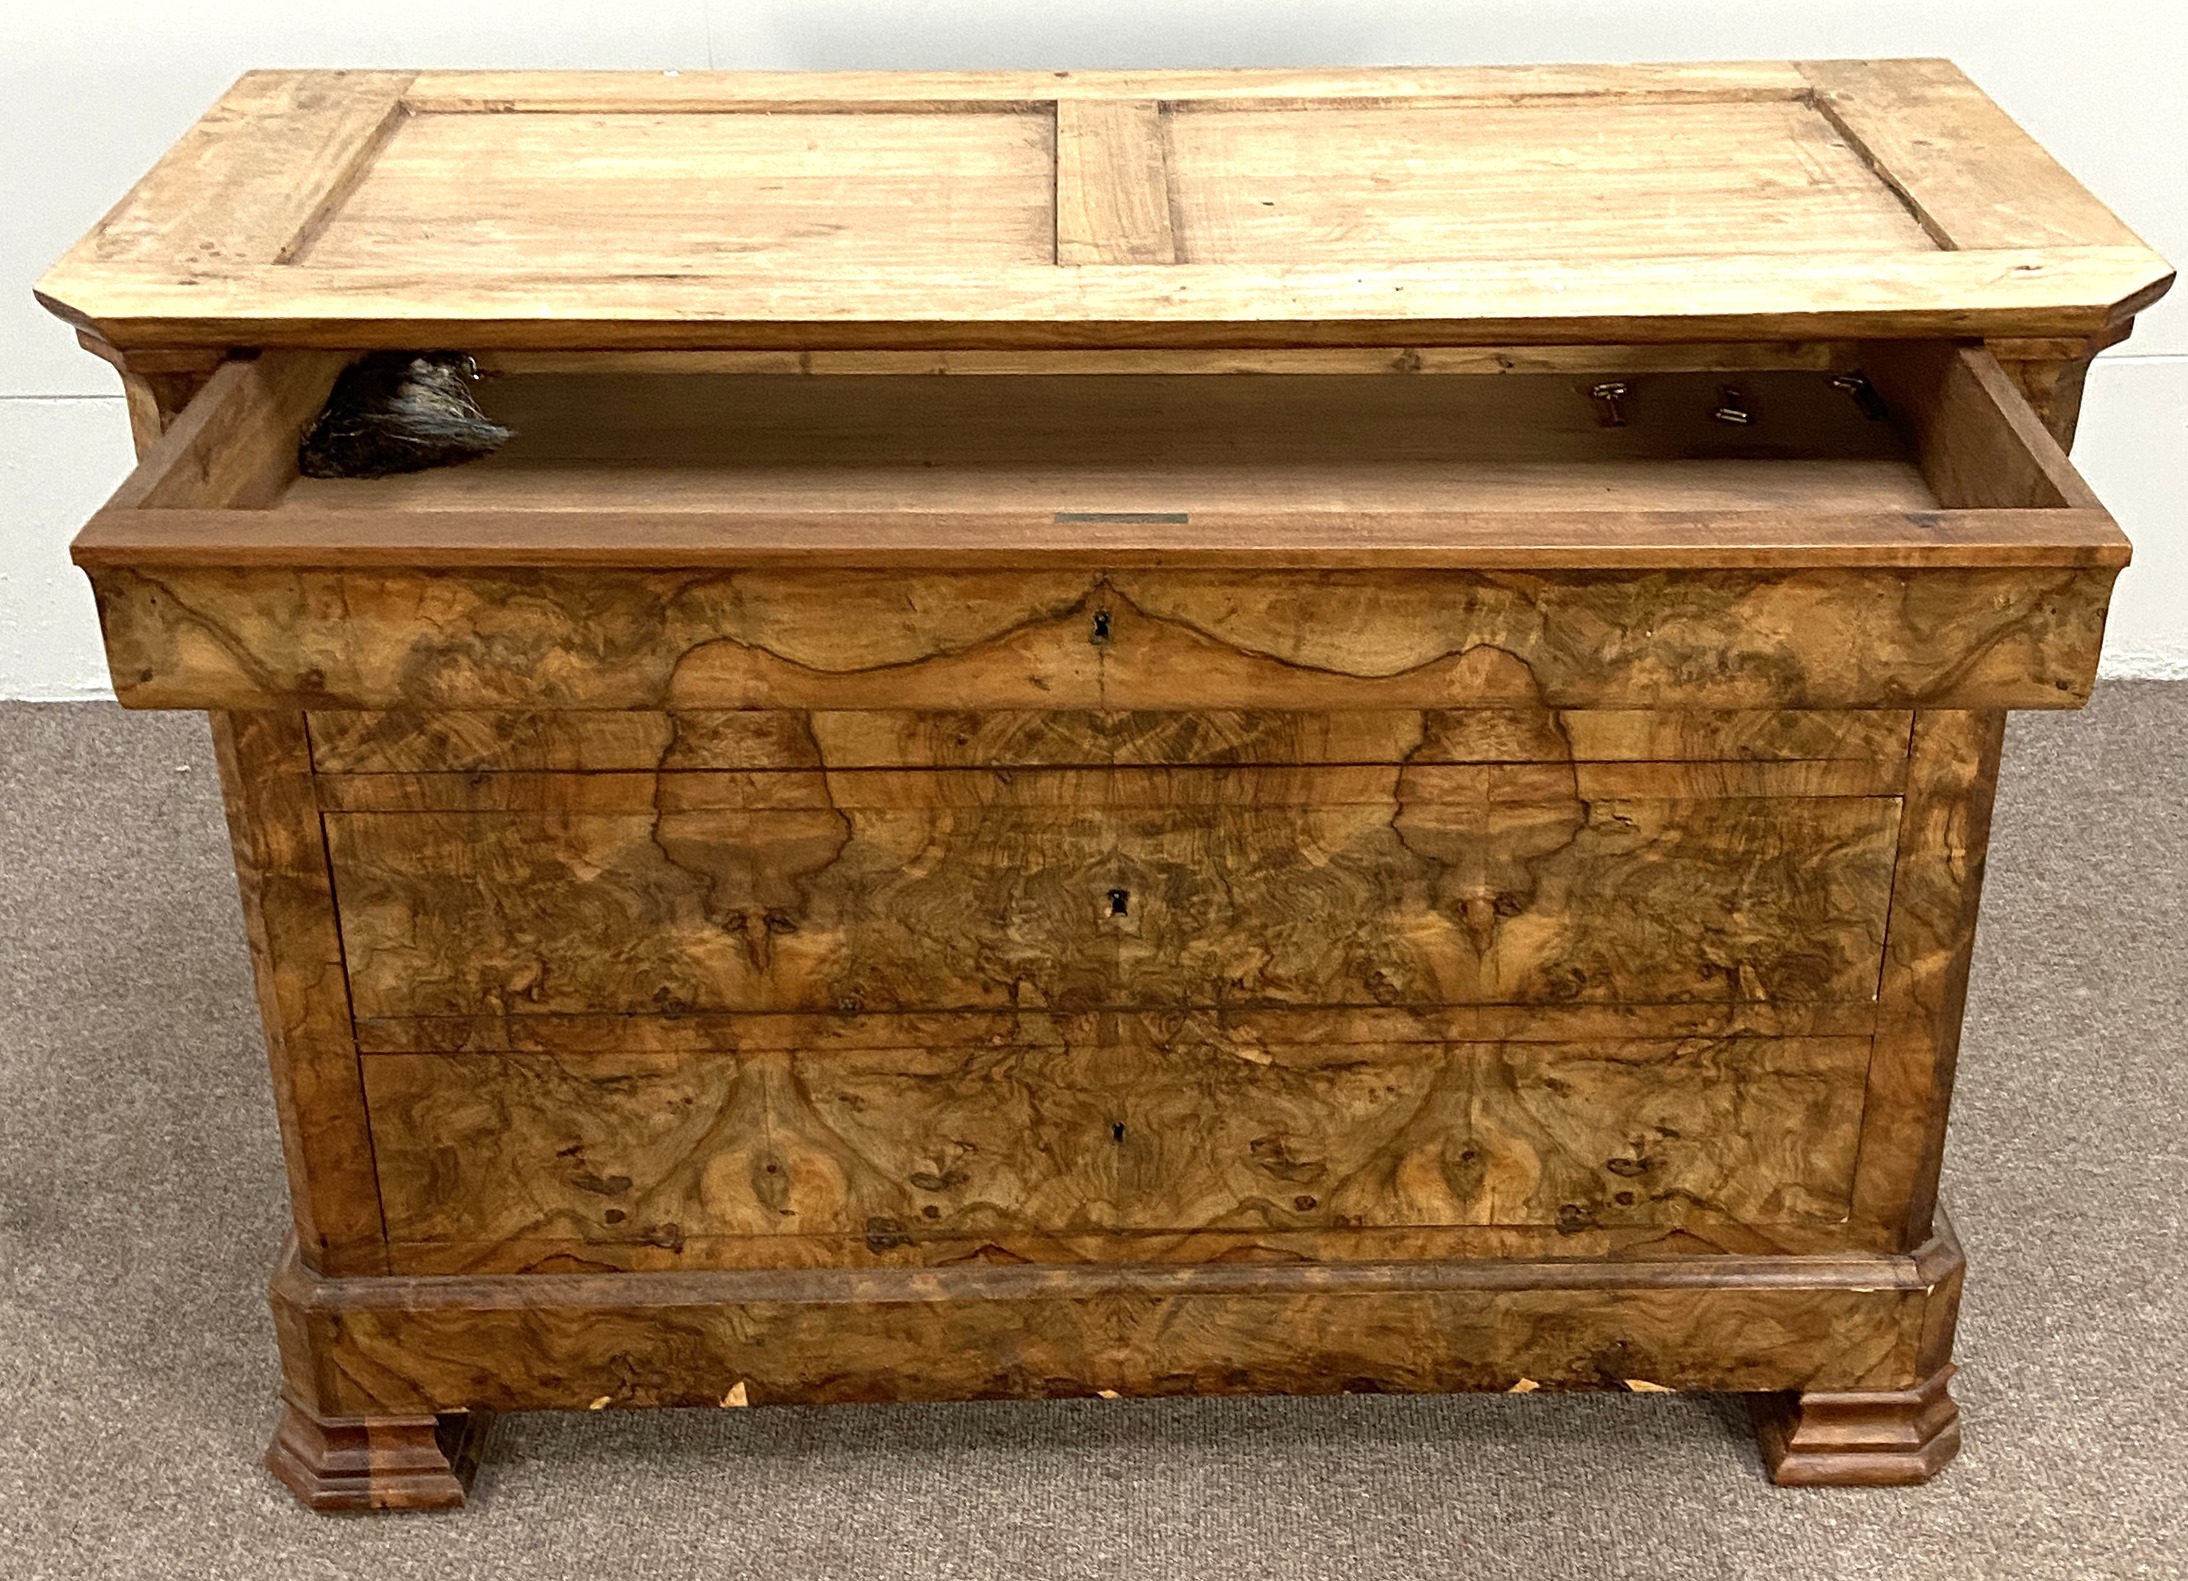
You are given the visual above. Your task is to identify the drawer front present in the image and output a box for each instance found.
[362,1023,1869,1273]
[330,703,1904,1271]
[96,563,2114,714]
[324,755,1901,1022]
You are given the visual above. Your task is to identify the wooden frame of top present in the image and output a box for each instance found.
[36,61,2172,352]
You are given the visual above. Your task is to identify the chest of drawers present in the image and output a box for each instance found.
[39,61,2171,1507]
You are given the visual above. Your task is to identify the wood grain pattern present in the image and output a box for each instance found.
[1799,59,2147,250]
[1847,710,2005,1249]
[1054,101,1176,265]
[1163,100,1937,264]
[313,759,1905,813]
[43,70,412,272]
[322,760,1901,1020]
[72,333,225,456]
[85,505,2134,574]
[37,66,2169,353]
[293,108,1057,272]
[42,248,2174,354]
[359,1033,1869,1272]
[1988,325,2135,450]
[84,565,2119,714]
[117,353,347,512]
[210,712,385,1275]
[271,366,1933,516]
[400,64,1820,113]
[1864,343,2097,512]
[348,1001,1880,1056]
[1751,1362,1960,1486]
[263,1397,486,1512]
[302,707,1916,775]
[265,1218,1965,1418]
[77,347,2129,580]
[465,342,1865,377]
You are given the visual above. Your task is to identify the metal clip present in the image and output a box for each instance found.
[1711,385,1754,425]
[1830,372,1890,420]
[1587,381,1631,427]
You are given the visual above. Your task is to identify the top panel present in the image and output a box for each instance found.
[36,61,2172,351]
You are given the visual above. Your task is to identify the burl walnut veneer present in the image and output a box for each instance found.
[37,61,2171,1508]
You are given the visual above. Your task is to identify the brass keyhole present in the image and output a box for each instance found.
[1092,609,1112,643]
[1107,888,1129,917]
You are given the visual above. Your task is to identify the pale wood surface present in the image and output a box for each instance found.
[1053,101,1177,265]
[48,71,412,273]
[71,346,2132,576]
[41,248,2173,351]
[119,352,349,511]
[80,508,2130,573]
[400,63,1823,112]
[35,63,2171,351]
[467,343,1865,376]
[1798,60,2145,250]
[295,109,1058,272]
[1162,100,1936,264]
[275,367,1942,521]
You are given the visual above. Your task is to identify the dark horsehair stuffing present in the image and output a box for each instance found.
[297,351,514,479]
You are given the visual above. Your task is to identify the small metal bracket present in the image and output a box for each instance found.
[1711,385,1754,425]
[1587,380,1631,427]
[1830,372,1890,420]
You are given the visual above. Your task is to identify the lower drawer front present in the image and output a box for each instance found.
[325,760,1901,1023]
[362,1026,1868,1274]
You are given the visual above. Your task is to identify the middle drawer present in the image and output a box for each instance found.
[317,707,1903,1033]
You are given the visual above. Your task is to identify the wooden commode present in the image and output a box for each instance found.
[36,61,2172,1508]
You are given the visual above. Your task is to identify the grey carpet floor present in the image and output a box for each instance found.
[1,689,2182,1580]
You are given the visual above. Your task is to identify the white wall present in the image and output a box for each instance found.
[4,2,2183,698]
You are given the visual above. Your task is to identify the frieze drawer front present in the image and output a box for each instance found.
[45,62,2169,1502]
[77,348,2126,716]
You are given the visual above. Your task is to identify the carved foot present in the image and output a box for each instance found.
[264,1396,491,1512]
[1750,1364,1960,1486]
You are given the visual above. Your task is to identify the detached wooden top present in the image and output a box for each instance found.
[37,61,2171,351]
